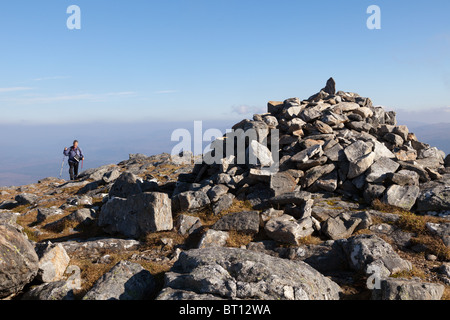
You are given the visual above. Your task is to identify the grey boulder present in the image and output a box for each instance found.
[264,215,314,245]
[161,247,341,300]
[0,224,39,298]
[374,278,444,300]
[339,234,412,276]
[108,172,142,199]
[99,192,173,239]
[212,211,260,234]
[83,260,156,300]
[383,185,420,211]
[22,281,74,300]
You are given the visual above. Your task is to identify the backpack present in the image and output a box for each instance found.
[70,146,82,163]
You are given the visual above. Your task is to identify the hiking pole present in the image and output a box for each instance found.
[59,155,66,178]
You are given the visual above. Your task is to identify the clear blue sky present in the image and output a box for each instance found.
[0,0,449,124]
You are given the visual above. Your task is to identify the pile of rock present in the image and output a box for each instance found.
[175,78,447,217]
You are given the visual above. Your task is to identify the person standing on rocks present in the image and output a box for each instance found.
[63,140,85,180]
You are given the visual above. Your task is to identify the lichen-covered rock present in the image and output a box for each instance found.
[212,211,260,234]
[339,234,412,276]
[175,214,202,236]
[416,174,450,213]
[35,241,70,283]
[99,192,173,239]
[322,213,362,240]
[108,172,142,199]
[22,281,75,300]
[264,215,314,245]
[374,278,444,300]
[0,224,39,298]
[161,247,341,300]
[383,185,420,211]
[198,229,229,249]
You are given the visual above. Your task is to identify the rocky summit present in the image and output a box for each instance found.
[1,79,449,301]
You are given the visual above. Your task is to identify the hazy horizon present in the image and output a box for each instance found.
[0,115,448,187]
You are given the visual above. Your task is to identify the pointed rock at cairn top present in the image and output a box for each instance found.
[322,77,336,95]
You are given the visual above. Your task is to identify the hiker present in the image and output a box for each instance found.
[63,140,85,180]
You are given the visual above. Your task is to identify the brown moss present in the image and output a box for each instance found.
[16,210,38,227]
[410,235,450,261]
[226,231,254,248]
[221,199,254,215]
[296,235,323,245]
[372,199,410,215]
[396,212,428,234]
[141,231,187,251]
[390,266,427,280]
[69,248,174,299]
[442,286,450,300]
[353,228,373,236]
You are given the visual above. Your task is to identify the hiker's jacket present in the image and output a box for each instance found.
[64,146,84,163]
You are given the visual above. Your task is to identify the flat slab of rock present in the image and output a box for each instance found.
[175,214,202,235]
[270,191,312,206]
[36,207,64,223]
[61,238,140,255]
[269,171,297,197]
[426,222,450,247]
[157,287,224,300]
[162,247,341,300]
[212,211,260,234]
[383,185,420,211]
[175,190,211,212]
[374,278,444,300]
[366,157,400,183]
[212,193,235,215]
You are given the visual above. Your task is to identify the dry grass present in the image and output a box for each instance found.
[296,235,323,245]
[141,231,187,251]
[371,199,449,260]
[148,163,183,182]
[16,209,38,227]
[12,205,32,214]
[180,208,220,228]
[70,256,119,299]
[442,286,450,300]
[390,266,427,280]
[226,231,254,248]
[372,199,411,215]
[410,235,450,261]
[353,228,373,236]
[221,199,254,215]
